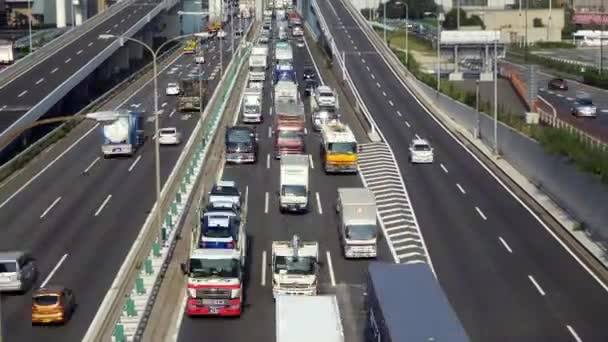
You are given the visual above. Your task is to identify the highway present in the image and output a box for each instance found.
[316,0,608,340]
[177,19,393,342]
[0,0,162,134]
[0,21,245,341]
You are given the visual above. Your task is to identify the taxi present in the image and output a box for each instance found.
[31,286,76,325]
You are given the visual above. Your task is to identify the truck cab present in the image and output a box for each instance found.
[249,46,268,81]
[225,126,259,164]
[271,235,319,297]
[320,122,358,173]
[337,188,378,258]
[279,154,309,213]
[182,249,244,316]
[241,88,263,123]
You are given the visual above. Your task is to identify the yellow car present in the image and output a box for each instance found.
[31,286,76,325]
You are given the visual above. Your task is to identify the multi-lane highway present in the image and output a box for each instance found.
[177,18,393,342]
[0,0,162,134]
[0,21,245,341]
[315,0,608,340]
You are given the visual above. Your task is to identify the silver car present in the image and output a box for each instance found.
[312,110,340,131]
[571,96,597,118]
[0,251,38,293]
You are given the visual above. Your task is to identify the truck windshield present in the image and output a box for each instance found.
[346,225,376,240]
[278,130,302,140]
[274,256,315,275]
[413,144,431,151]
[328,142,356,154]
[189,258,239,278]
[227,129,253,144]
[281,185,307,197]
[244,104,260,114]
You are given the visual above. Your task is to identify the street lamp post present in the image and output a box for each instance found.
[27,0,33,54]
[383,1,387,43]
[437,12,444,92]
[493,39,499,155]
[601,0,605,73]
[404,3,409,66]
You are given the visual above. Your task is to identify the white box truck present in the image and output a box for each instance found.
[272,235,319,297]
[241,88,263,123]
[0,41,14,65]
[276,295,344,342]
[279,154,309,213]
[336,188,378,258]
[249,46,268,81]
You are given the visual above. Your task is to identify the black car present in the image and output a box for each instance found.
[225,126,259,164]
[303,66,316,80]
[303,78,319,97]
[548,78,568,90]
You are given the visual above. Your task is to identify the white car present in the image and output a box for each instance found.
[158,127,181,145]
[195,55,205,64]
[292,26,303,36]
[217,30,227,39]
[166,83,180,96]
[409,138,434,164]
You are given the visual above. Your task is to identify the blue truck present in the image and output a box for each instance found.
[366,262,470,342]
[100,110,145,157]
[274,64,296,84]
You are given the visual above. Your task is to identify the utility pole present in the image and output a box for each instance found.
[476,79,480,139]
[493,39,499,155]
[457,0,460,30]
[437,11,444,93]
[220,2,224,76]
[601,0,605,73]
[524,0,529,63]
[27,0,32,54]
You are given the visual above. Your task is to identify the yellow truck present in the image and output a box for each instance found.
[208,21,222,33]
[320,122,358,174]
[183,39,196,54]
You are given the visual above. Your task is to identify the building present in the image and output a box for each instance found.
[468,8,565,43]
[0,0,6,27]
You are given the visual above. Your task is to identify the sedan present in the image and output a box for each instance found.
[158,127,182,145]
[303,66,316,80]
[166,83,180,96]
[548,78,568,91]
[31,287,76,325]
[571,96,597,118]
[409,138,434,164]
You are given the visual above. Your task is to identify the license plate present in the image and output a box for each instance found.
[209,307,221,314]
[42,319,52,323]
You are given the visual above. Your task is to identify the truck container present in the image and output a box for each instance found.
[100,111,144,157]
[272,235,319,296]
[279,154,309,212]
[241,88,263,123]
[367,262,470,342]
[249,46,268,81]
[0,41,14,64]
[177,78,208,112]
[276,295,344,342]
[337,188,377,258]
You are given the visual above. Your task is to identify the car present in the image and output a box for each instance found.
[303,66,316,80]
[304,78,319,97]
[158,127,181,145]
[409,138,434,164]
[0,251,37,293]
[292,26,303,36]
[295,36,305,48]
[208,180,242,209]
[217,30,227,39]
[311,110,340,131]
[548,78,568,90]
[195,55,205,64]
[166,82,180,96]
[31,286,76,325]
[571,96,597,118]
[258,36,270,45]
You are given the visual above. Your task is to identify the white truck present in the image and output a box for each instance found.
[249,46,268,81]
[271,235,319,297]
[274,80,299,104]
[279,154,309,213]
[274,42,293,65]
[311,85,339,112]
[100,111,145,157]
[241,88,263,123]
[336,188,378,258]
[276,295,345,342]
[0,41,14,64]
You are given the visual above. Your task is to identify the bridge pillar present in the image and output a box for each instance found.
[75,4,84,26]
[449,45,463,81]
[111,46,131,75]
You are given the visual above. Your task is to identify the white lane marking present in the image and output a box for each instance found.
[88,42,94,47]
[440,163,448,173]
[40,197,62,219]
[261,251,267,286]
[264,192,269,214]
[388,100,394,106]
[0,105,6,112]
[113,24,118,28]
[404,121,410,127]
[566,97,574,101]
[382,91,387,97]
[18,90,28,97]
[304,127,308,135]
[499,236,513,253]
[35,78,44,85]
[77,50,83,55]
[350,39,354,44]
[566,325,582,342]
[105,29,111,34]
[528,275,546,296]
[354,45,358,50]
[83,156,100,174]
[266,154,270,169]
[475,206,487,220]
[121,19,125,23]
[415,134,421,140]
[326,251,336,287]
[161,102,168,108]
[556,93,564,97]
[268,126,272,138]
[316,192,323,215]
[396,110,402,117]
[40,253,68,288]
[65,58,71,63]
[362,58,366,64]
[376,82,381,88]
[169,110,176,117]
[94,194,112,217]
[309,154,314,169]
[365,65,370,71]
[456,183,466,194]
[51,67,59,74]
[370,73,375,79]
[128,155,142,172]
[601,109,608,113]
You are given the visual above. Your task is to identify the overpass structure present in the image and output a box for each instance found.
[0,0,180,156]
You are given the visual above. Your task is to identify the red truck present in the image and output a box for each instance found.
[273,101,305,159]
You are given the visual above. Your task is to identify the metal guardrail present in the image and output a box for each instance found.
[0,0,136,89]
[83,20,254,342]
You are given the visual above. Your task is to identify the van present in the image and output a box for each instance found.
[0,251,38,293]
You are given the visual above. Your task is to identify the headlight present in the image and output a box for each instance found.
[188,288,196,298]
[231,288,241,298]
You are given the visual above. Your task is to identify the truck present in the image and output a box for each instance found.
[273,101,305,158]
[239,4,251,18]
[274,80,299,103]
[320,122,358,173]
[249,46,268,81]
[241,88,263,123]
[311,85,339,112]
[183,39,196,54]
[274,42,293,65]
[274,63,296,84]
[271,235,319,296]
[0,41,14,64]
[279,154,309,212]
[336,188,377,258]
[276,296,344,342]
[367,262,471,341]
[100,110,144,157]
[177,78,208,112]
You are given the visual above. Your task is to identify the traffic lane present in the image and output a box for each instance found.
[0,2,159,107]
[328,1,608,339]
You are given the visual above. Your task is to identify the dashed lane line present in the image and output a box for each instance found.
[40,197,62,219]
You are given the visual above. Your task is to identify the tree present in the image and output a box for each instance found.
[377,0,437,20]
[442,8,485,29]
[533,17,544,27]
